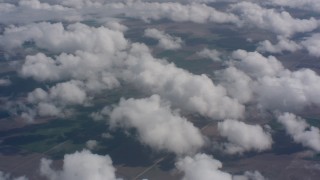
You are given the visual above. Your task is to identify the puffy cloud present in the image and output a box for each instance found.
[144,28,183,50]
[0,171,28,180]
[257,36,302,54]
[86,140,98,150]
[91,106,111,121]
[233,171,266,180]
[176,153,266,180]
[176,153,232,180]
[0,7,244,123]
[26,80,88,118]
[18,0,66,10]
[223,50,320,112]
[122,43,244,119]
[253,69,320,111]
[28,80,88,105]
[0,1,79,24]
[218,119,273,154]
[0,1,238,24]
[105,21,128,32]
[263,0,320,13]
[20,53,62,82]
[9,22,124,92]
[6,23,126,121]
[57,0,106,9]
[301,33,320,57]
[20,52,120,89]
[101,133,113,139]
[0,78,11,86]
[109,95,205,155]
[40,150,121,180]
[0,22,127,54]
[4,101,37,123]
[122,1,239,24]
[0,3,15,13]
[37,102,61,117]
[232,50,284,78]
[277,113,320,152]
[216,67,253,104]
[197,48,222,61]
[231,2,319,37]
[4,21,243,121]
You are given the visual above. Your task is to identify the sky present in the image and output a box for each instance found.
[0,0,320,179]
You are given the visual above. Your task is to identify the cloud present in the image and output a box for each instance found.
[176,153,233,180]
[277,112,320,152]
[0,22,127,54]
[216,67,253,104]
[231,2,318,37]
[40,150,121,180]
[25,80,88,118]
[10,19,320,124]
[20,52,120,90]
[105,21,128,32]
[109,95,205,155]
[218,119,273,154]
[0,3,15,13]
[223,50,320,112]
[36,102,62,117]
[101,132,114,139]
[0,78,11,86]
[122,1,239,24]
[2,21,243,121]
[86,140,98,150]
[252,69,320,111]
[91,106,111,121]
[0,1,240,25]
[232,50,284,78]
[28,80,88,105]
[263,0,320,13]
[18,0,66,10]
[4,22,125,93]
[56,0,106,9]
[301,33,320,57]
[176,153,267,180]
[197,48,222,61]
[0,171,28,180]
[233,171,266,180]
[257,36,302,54]
[0,1,79,24]
[144,28,183,50]
[122,43,244,120]
[0,1,238,25]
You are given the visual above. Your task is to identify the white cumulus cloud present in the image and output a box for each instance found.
[176,153,232,180]
[218,119,273,154]
[232,50,284,78]
[197,48,222,61]
[263,0,320,13]
[216,67,253,104]
[231,2,319,37]
[144,28,183,50]
[233,171,266,180]
[0,171,28,180]
[122,43,244,120]
[277,112,320,152]
[122,1,239,24]
[40,150,121,180]
[257,36,302,54]
[223,50,320,112]
[109,95,205,155]
[301,33,320,57]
